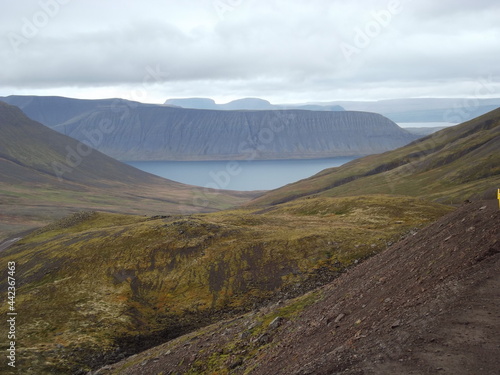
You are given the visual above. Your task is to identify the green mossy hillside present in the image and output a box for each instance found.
[0,195,452,374]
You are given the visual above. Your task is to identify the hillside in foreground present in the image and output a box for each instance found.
[0,101,256,240]
[249,107,500,207]
[95,200,500,375]
[0,195,452,374]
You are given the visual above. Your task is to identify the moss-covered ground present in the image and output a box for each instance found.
[0,195,452,374]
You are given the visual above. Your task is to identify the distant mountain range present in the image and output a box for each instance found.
[166,97,500,123]
[165,97,345,111]
[326,98,500,123]
[403,126,448,136]
[250,107,500,206]
[0,95,417,161]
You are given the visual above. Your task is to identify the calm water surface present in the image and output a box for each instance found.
[126,157,358,191]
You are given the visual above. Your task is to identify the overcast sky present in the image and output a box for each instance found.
[1,0,499,104]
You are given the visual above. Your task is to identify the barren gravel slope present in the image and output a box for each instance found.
[248,200,500,375]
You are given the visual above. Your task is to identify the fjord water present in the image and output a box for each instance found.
[126,157,358,191]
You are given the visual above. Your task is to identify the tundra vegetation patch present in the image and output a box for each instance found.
[0,195,452,374]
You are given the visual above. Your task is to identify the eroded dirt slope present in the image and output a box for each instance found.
[96,200,499,375]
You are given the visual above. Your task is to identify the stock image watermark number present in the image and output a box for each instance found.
[6,261,17,368]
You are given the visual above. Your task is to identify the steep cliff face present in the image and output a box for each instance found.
[57,106,417,161]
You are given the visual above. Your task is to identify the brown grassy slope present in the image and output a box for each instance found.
[101,201,499,375]
[0,195,452,374]
[248,107,500,207]
[0,101,257,239]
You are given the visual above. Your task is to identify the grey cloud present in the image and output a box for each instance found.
[0,0,499,101]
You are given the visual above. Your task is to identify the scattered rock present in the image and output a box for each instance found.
[334,313,345,323]
[150,215,170,220]
[269,316,284,330]
[240,330,251,339]
[391,320,402,328]
[228,358,244,369]
[255,333,271,345]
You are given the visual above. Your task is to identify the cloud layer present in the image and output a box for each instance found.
[1,0,499,103]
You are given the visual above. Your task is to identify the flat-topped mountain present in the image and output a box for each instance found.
[165,97,219,110]
[165,97,345,111]
[0,95,415,161]
[53,106,417,161]
[220,97,274,110]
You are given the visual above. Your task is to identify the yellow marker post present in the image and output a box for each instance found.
[498,188,500,209]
